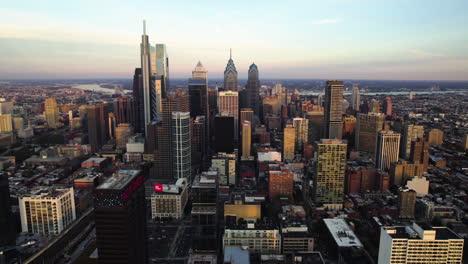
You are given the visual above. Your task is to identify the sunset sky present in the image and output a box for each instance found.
[1,0,467,80]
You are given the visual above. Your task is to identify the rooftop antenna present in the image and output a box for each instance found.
[143,20,146,35]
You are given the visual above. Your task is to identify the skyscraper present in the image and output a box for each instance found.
[45,97,59,129]
[293,117,308,151]
[218,91,239,140]
[214,113,234,153]
[189,61,208,118]
[306,111,324,143]
[314,139,347,210]
[401,124,424,159]
[0,114,12,133]
[410,138,429,172]
[283,124,296,161]
[87,103,108,152]
[240,108,253,123]
[94,170,147,264]
[383,96,392,116]
[223,49,238,91]
[155,43,169,99]
[351,84,360,111]
[172,112,191,180]
[355,112,385,153]
[398,188,416,219]
[241,121,252,159]
[140,21,153,133]
[115,96,135,126]
[191,116,206,171]
[0,174,15,247]
[132,68,144,133]
[246,63,260,114]
[375,130,401,171]
[149,92,189,179]
[115,123,134,149]
[323,80,344,139]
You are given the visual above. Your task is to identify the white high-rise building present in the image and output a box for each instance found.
[218,91,239,140]
[293,117,308,151]
[378,222,464,264]
[351,84,360,111]
[375,130,401,171]
[19,187,76,236]
[171,112,191,180]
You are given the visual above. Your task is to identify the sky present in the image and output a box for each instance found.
[0,0,467,80]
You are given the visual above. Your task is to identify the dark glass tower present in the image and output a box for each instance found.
[0,174,15,247]
[246,63,260,115]
[214,113,234,153]
[323,80,344,139]
[132,68,144,134]
[87,103,108,152]
[94,170,147,264]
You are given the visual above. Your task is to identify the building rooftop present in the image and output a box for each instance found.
[223,247,250,264]
[82,157,107,163]
[323,219,363,248]
[97,170,140,190]
[384,222,462,240]
[20,187,72,200]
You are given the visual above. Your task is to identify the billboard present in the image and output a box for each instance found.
[154,184,180,194]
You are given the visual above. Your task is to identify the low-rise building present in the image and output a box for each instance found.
[150,178,188,219]
[223,221,281,254]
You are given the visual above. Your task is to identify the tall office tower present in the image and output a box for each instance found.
[224,49,238,91]
[155,43,169,98]
[378,223,464,264]
[149,92,190,179]
[19,187,76,236]
[191,173,218,253]
[214,113,234,153]
[323,80,344,139]
[0,114,12,133]
[44,97,59,129]
[87,103,108,152]
[283,124,296,161]
[241,121,252,159]
[351,84,360,111]
[375,130,401,171]
[370,99,381,113]
[218,91,239,140]
[115,96,135,126]
[208,88,218,116]
[306,111,324,143]
[171,112,191,180]
[240,108,254,124]
[342,115,356,145]
[0,174,15,247]
[94,170,147,264]
[293,117,308,151]
[246,63,260,114]
[140,21,153,134]
[108,113,116,140]
[398,188,416,218]
[115,123,134,149]
[401,124,424,159]
[355,112,385,153]
[410,138,429,172]
[383,96,392,116]
[191,116,206,171]
[132,68,144,133]
[314,139,347,210]
[428,128,444,146]
[188,61,208,118]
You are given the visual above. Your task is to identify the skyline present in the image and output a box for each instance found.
[1,0,468,80]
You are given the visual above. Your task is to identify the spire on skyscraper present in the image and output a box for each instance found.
[143,20,146,35]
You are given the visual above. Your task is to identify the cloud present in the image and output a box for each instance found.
[408,49,445,58]
[312,19,340,25]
